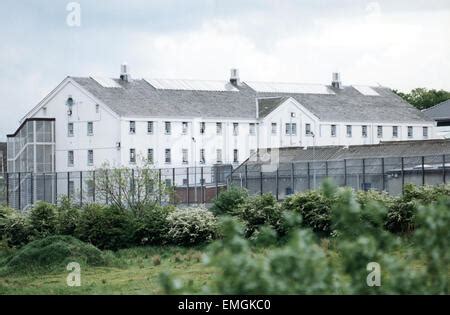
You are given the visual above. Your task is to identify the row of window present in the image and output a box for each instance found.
[130,121,257,136]
[67,150,94,167]
[68,122,94,137]
[337,125,428,138]
[130,148,241,164]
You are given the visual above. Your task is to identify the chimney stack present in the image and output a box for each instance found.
[331,72,342,89]
[120,63,130,82]
[230,68,240,85]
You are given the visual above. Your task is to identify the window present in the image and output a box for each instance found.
[129,121,136,134]
[147,121,154,134]
[200,122,205,134]
[147,148,154,164]
[129,148,136,164]
[362,125,368,138]
[393,126,398,138]
[68,123,74,137]
[68,150,74,167]
[165,122,171,134]
[233,123,239,136]
[249,123,256,135]
[87,150,93,166]
[285,123,297,135]
[68,180,75,197]
[182,178,188,186]
[408,126,413,138]
[165,179,172,187]
[182,122,188,134]
[95,104,100,113]
[346,125,352,137]
[305,124,312,136]
[165,149,171,164]
[271,123,277,135]
[200,149,205,164]
[250,149,256,157]
[233,149,239,163]
[423,126,428,138]
[182,149,188,164]
[216,149,222,163]
[87,121,93,136]
[377,126,383,138]
[216,122,222,135]
[331,125,336,137]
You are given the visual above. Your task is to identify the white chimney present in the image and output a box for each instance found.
[332,72,342,89]
[230,68,240,85]
[120,63,130,82]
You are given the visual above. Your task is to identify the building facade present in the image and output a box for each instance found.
[7,66,436,176]
[423,99,450,139]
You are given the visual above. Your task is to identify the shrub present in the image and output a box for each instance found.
[210,186,248,216]
[132,204,174,245]
[0,211,30,248]
[28,202,58,240]
[152,255,161,266]
[237,193,284,238]
[75,204,134,250]
[1,235,108,274]
[166,207,218,245]
[56,196,81,236]
[283,188,334,236]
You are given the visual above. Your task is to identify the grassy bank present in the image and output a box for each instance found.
[0,246,214,295]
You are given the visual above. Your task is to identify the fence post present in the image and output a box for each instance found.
[215,166,219,199]
[80,171,83,207]
[325,161,329,178]
[401,157,405,195]
[158,169,162,206]
[172,168,176,205]
[67,172,70,200]
[54,172,58,204]
[18,172,21,210]
[260,171,263,196]
[5,173,9,207]
[92,171,96,203]
[200,167,204,204]
[421,156,425,186]
[275,168,279,201]
[344,159,347,186]
[131,168,135,206]
[307,162,311,190]
[43,172,46,202]
[381,157,385,191]
[105,169,109,205]
[30,172,34,205]
[443,155,446,184]
[362,159,366,191]
[291,163,295,193]
[244,165,248,189]
[186,167,189,205]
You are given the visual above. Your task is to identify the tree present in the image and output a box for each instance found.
[94,160,171,212]
[393,88,450,110]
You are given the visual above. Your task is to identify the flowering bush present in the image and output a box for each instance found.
[166,207,219,245]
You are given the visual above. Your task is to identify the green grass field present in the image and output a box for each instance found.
[0,246,214,295]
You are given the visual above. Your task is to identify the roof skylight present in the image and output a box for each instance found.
[144,78,239,92]
[91,76,122,88]
[245,81,335,94]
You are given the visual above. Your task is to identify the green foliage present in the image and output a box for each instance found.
[0,210,30,247]
[75,204,134,250]
[210,186,248,216]
[132,204,174,245]
[56,196,80,236]
[166,207,219,245]
[237,193,284,237]
[283,187,335,236]
[385,184,450,233]
[28,202,58,240]
[1,235,109,274]
[160,182,450,294]
[393,88,450,110]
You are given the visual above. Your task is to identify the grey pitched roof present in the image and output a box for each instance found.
[423,99,450,121]
[240,139,450,169]
[71,77,433,123]
[257,97,289,117]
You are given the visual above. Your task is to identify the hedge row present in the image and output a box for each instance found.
[0,197,218,250]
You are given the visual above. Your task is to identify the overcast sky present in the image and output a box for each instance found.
[1,0,450,140]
